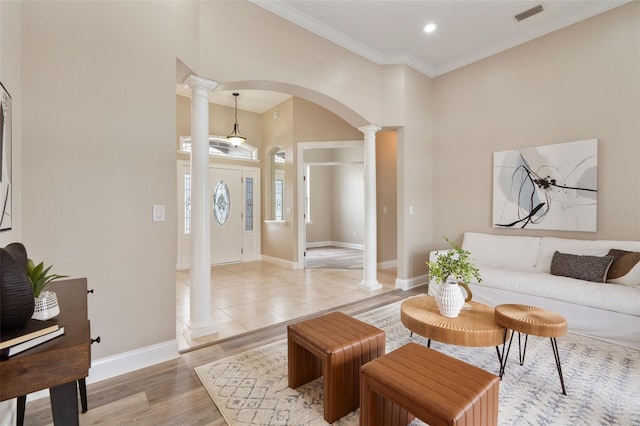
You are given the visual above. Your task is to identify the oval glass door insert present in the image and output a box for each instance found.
[213,180,230,226]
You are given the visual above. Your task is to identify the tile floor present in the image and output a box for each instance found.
[176,261,397,351]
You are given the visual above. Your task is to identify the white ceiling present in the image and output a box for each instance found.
[255,0,628,77]
[176,85,291,114]
[178,0,628,113]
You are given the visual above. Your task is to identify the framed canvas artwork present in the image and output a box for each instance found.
[1,82,11,231]
[493,139,598,232]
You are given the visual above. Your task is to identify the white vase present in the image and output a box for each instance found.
[32,291,60,321]
[436,280,472,318]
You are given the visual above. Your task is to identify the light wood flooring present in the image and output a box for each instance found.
[23,283,429,426]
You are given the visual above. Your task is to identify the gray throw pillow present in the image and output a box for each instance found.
[550,251,614,283]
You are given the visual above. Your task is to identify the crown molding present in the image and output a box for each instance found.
[252,0,629,78]
[251,0,437,78]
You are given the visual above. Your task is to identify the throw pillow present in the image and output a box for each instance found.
[550,251,614,283]
[606,249,640,288]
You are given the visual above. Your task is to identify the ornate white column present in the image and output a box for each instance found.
[184,75,218,339]
[359,124,382,290]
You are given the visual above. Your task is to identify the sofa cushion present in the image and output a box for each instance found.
[606,249,640,288]
[535,237,640,274]
[550,251,614,283]
[461,232,540,272]
[475,266,640,316]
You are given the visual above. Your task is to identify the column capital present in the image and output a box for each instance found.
[358,124,381,136]
[184,75,218,93]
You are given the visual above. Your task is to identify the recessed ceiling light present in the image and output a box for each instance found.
[423,22,437,33]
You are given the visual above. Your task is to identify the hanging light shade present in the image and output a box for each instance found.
[227,92,246,146]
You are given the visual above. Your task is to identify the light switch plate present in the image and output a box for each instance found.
[153,205,165,222]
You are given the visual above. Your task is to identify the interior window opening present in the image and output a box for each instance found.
[179,136,258,161]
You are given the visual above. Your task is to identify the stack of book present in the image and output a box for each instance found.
[0,319,65,359]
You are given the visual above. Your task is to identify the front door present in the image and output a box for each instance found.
[177,161,259,269]
[210,168,242,264]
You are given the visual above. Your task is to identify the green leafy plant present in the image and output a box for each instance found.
[428,237,482,285]
[26,259,69,298]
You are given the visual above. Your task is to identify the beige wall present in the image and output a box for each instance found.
[261,97,365,262]
[304,137,397,265]
[396,66,435,280]
[196,1,382,127]
[432,2,640,247]
[293,99,364,142]
[261,99,295,261]
[19,1,178,359]
[305,163,367,247]
[376,131,398,264]
[306,165,331,243]
[331,163,365,245]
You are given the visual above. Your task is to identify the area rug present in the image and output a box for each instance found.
[195,299,640,425]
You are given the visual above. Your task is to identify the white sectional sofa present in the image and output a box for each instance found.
[428,232,640,349]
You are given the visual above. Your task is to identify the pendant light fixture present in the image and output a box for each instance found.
[227,92,246,146]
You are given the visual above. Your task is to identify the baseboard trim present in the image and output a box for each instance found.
[306,241,332,248]
[27,339,180,402]
[395,274,429,290]
[377,259,397,270]
[261,254,297,269]
[306,241,364,250]
[88,340,180,385]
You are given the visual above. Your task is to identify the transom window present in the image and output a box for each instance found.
[179,136,258,160]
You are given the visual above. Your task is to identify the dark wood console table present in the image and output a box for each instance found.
[0,278,90,425]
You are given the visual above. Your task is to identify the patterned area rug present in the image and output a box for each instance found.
[195,299,640,425]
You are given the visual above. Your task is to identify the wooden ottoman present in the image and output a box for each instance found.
[360,343,500,426]
[287,311,386,423]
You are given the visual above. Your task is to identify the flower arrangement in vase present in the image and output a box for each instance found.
[428,237,482,318]
[26,259,68,320]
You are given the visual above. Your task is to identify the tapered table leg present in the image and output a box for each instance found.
[50,381,79,426]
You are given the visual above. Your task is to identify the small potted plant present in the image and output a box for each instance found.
[26,259,68,320]
[428,237,482,318]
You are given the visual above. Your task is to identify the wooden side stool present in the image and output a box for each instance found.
[360,342,500,426]
[495,304,567,395]
[287,311,385,423]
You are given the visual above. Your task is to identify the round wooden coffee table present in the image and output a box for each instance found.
[400,296,508,371]
[494,304,567,395]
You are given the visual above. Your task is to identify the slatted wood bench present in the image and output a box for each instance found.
[360,342,500,426]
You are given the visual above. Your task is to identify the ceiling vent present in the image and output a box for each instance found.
[515,4,544,22]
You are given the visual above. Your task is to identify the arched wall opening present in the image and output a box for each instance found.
[178,73,399,288]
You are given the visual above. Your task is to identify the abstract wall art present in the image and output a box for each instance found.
[493,139,598,232]
[1,82,11,231]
